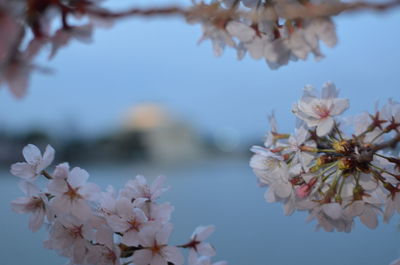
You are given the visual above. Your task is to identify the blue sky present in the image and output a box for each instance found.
[1,5,399,141]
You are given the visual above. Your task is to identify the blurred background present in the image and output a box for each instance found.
[1,1,400,264]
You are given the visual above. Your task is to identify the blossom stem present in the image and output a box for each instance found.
[41,170,53,180]
[334,122,343,141]
[370,131,386,143]
[369,163,400,180]
[372,133,400,152]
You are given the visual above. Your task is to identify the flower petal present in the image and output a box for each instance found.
[316,117,334,136]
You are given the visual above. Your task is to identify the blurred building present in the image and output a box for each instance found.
[122,103,204,164]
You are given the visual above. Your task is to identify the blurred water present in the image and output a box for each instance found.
[1,158,399,265]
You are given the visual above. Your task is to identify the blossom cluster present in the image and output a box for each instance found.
[10,144,226,265]
[0,0,351,98]
[195,0,337,69]
[250,82,400,232]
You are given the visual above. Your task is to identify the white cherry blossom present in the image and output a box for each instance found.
[292,82,349,136]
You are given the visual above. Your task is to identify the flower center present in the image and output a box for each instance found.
[64,183,82,201]
[68,225,83,239]
[128,218,140,231]
[27,197,44,211]
[314,105,330,119]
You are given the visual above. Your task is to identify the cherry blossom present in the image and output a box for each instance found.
[133,223,184,265]
[106,197,148,246]
[48,166,100,220]
[10,144,55,181]
[10,144,226,265]
[45,215,94,265]
[251,83,400,232]
[11,181,48,232]
[292,82,349,136]
[184,225,216,262]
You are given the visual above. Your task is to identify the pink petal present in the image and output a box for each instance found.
[71,200,92,220]
[11,197,31,213]
[133,249,153,265]
[18,181,40,196]
[68,167,89,187]
[162,246,184,265]
[29,208,45,232]
[155,223,173,245]
[121,229,140,247]
[322,203,343,220]
[10,162,36,180]
[360,207,378,229]
[151,253,168,265]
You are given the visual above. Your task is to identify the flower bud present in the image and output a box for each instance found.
[333,140,353,154]
[316,155,337,166]
[337,157,355,170]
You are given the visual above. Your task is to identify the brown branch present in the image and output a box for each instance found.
[82,0,400,22]
[373,134,400,152]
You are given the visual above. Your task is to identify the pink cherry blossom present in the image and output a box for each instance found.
[133,223,184,265]
[11,181,48,232]
[186,225,216,262]
[10,144,54,181]
[48,167,100,220]
[106,197,148,246]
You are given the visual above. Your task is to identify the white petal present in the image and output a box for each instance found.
[316,117,334,136]
[37,145,55,172]
[322,203,343,220]
[344,201,364,217]
[22,144,41,165]
[226,21,255,42]
[331,98,349,116]
[264,188,276,203]
[321,82,338,99]
[273,182,292,198]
